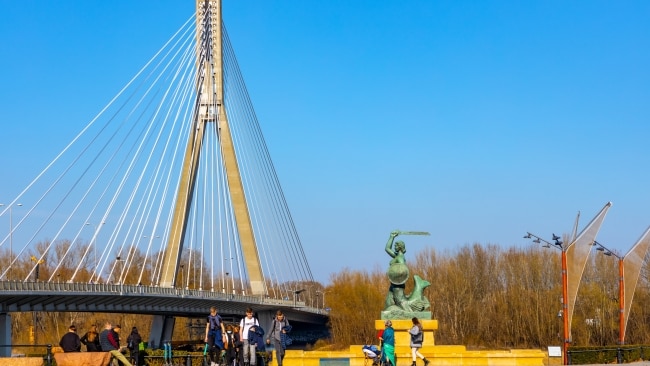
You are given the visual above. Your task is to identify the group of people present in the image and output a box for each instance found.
[57,306,292,366]
[59,322,143,366]
[205,306,292,366]
[380,317,430,366]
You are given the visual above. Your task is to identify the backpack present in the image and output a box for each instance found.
[240,317,259,334]
[413,328,424,343]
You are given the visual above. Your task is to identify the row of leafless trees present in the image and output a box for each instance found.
[5,241,650,351]
[324,243,650,349]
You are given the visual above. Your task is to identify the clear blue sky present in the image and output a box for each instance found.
[1,1,649,283]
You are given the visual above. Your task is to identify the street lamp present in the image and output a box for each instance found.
[293,289,305,307]
[1,203,23,280]
[525,232,568,364]
[30,256,45,282]
[223,257,234,294]
[116,255,125,285]
[526,202,612,365]
[315,290,327,310]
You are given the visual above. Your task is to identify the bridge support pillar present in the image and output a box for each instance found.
[150,315,176,350]
[257,310,274,332]
[0,313,10,357]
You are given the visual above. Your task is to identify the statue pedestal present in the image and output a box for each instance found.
[375,319,438,347]
[380,311,431,320]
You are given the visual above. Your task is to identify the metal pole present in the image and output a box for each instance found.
[618,258,625,345]
[561,249,569,365]
[45,344,53,366]
[9,206,12,280]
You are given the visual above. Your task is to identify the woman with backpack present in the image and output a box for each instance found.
[409,317,429,366]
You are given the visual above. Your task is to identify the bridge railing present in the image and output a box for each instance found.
[0,280,323,314]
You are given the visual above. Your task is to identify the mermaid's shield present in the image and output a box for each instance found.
[387,263,409,285]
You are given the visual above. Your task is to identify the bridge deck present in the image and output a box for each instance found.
[0,281,328,324]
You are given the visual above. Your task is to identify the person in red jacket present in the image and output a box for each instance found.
[99,322,132,366]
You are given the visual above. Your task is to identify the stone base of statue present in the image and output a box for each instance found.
[375,319,438,346]
[380,310,431,320]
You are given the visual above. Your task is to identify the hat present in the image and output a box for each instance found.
[384,320,392,327]
[69,325,76,331]
[113,324,121,329]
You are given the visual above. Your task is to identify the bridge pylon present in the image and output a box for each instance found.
[158,0,265,296]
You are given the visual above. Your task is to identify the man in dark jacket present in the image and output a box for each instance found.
[59,325,81,352]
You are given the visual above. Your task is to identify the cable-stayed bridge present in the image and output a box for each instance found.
[0,0,326,352]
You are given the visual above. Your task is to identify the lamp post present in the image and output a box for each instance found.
[30,255,45,282]
[293,289,305,307]
[315,291,321,310]
[592,241,625,347]
[525,232,568,364]
[315,290,328,310]
[223,257,233,294]
[1,203,23,280]
[116,255,125,285]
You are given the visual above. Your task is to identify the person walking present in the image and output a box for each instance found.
[381,320,395,366]
[234,324,244,366]
[409,317,429,366]
[224,324,242,366]
[99,322,132,366]
[80,324,102,352]
[205,306,226,366]
[127,326,143,366]
[59,325,81,352]
[266,310,291,366]
[248,322,265,363]
[239,308,260,366]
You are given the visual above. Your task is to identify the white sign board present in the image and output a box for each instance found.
[548,346,562,357]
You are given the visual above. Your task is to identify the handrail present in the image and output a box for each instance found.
[0,280,317,313]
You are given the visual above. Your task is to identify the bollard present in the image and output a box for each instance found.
[185,353,192,366]
[44,344,53,366]
[616,347,622,364]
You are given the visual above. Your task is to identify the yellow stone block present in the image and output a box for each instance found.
[271,319,545,366]
[375,319,438,346]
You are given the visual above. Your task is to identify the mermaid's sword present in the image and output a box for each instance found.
[398,231,430,236]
